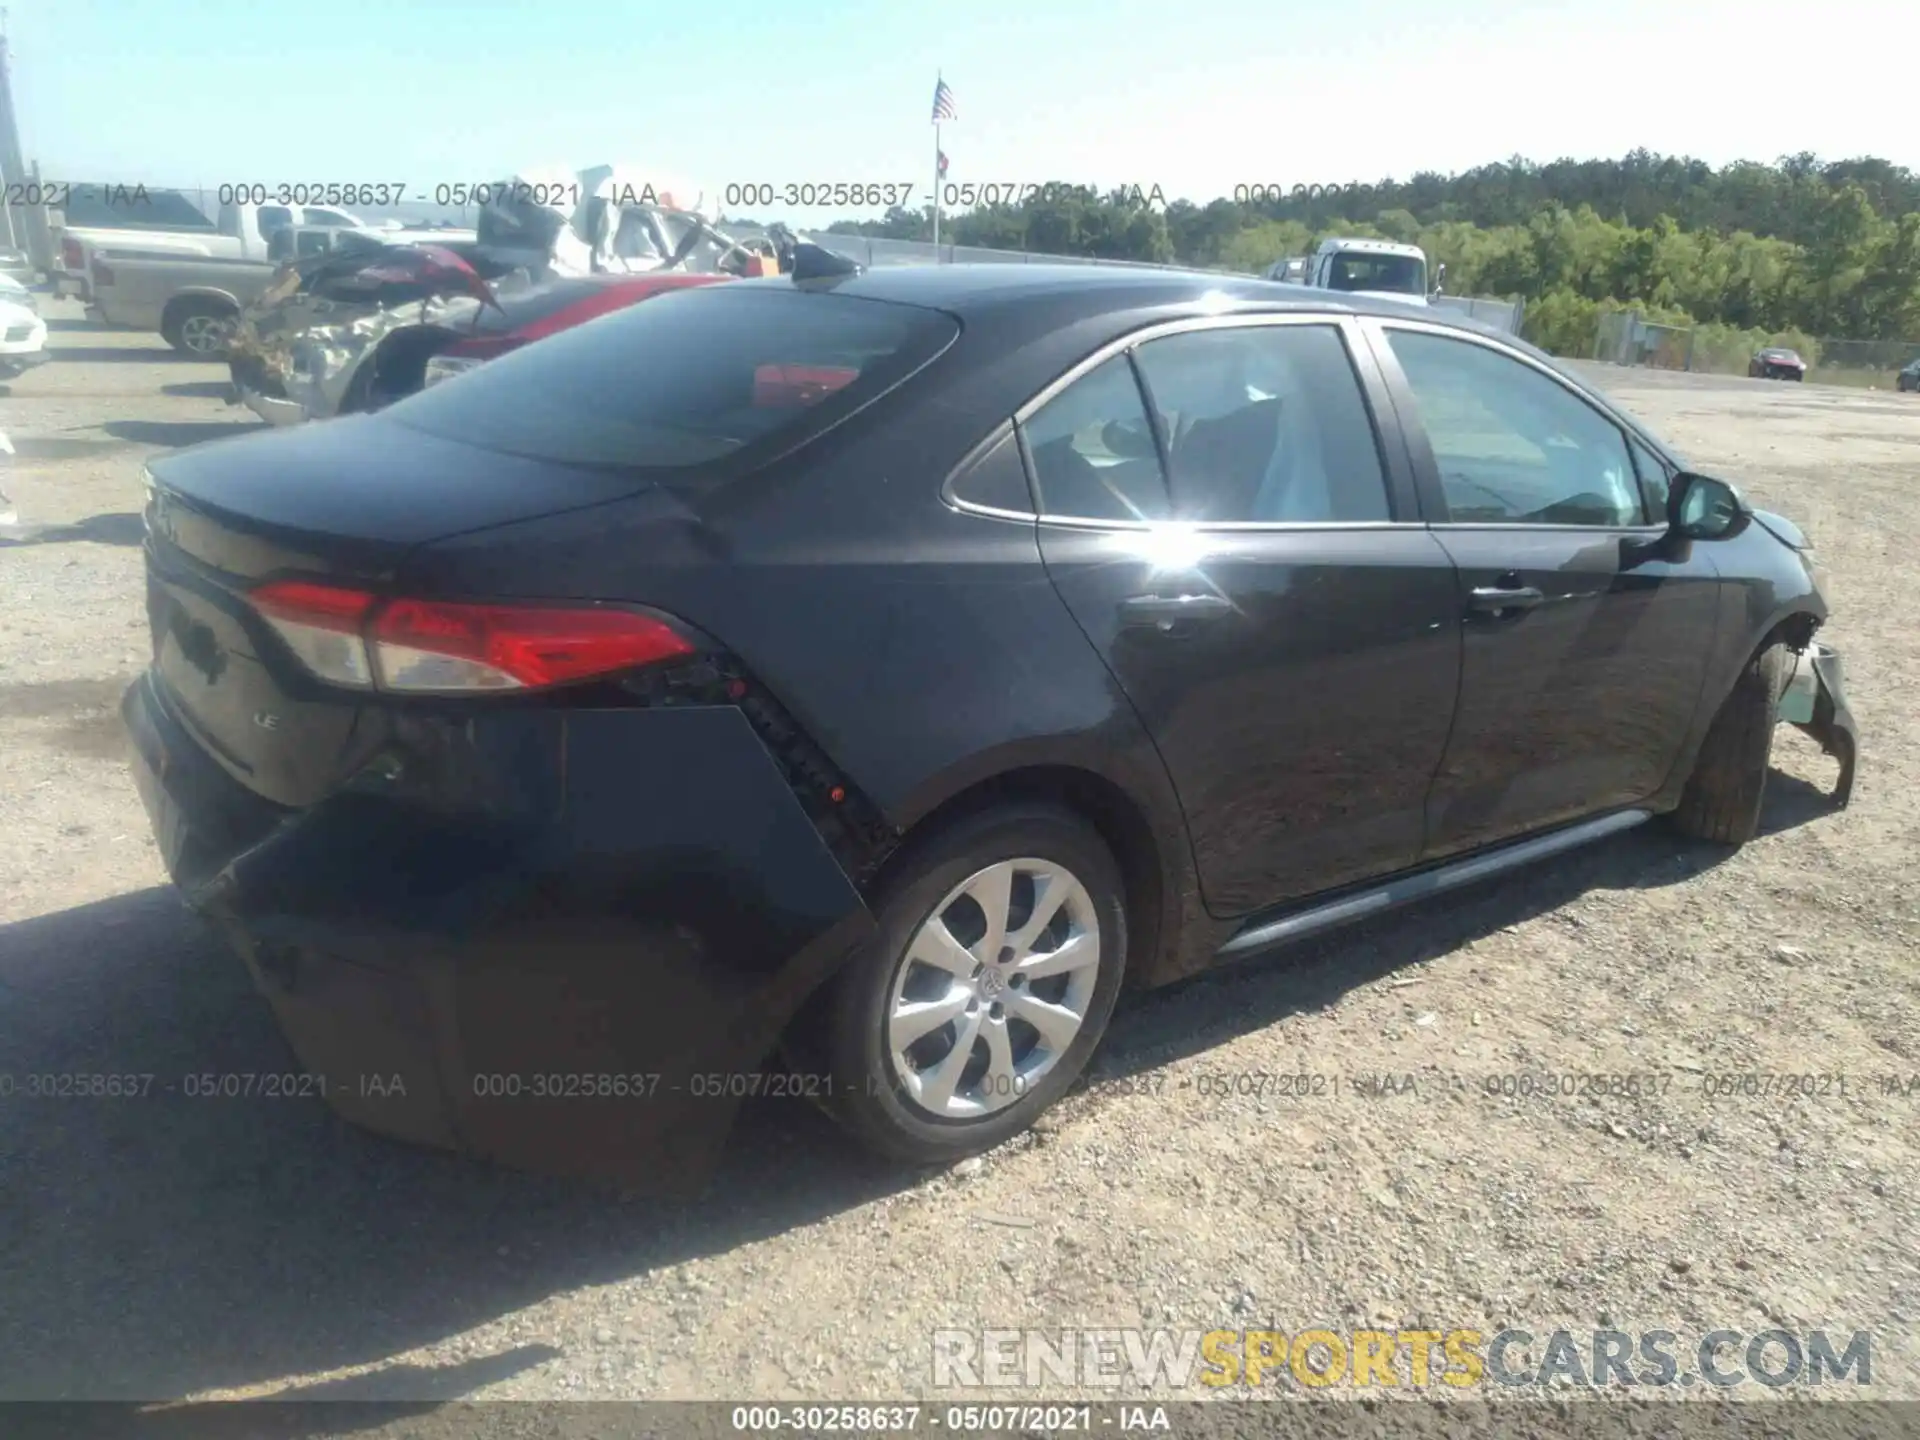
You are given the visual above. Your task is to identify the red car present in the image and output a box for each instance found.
[1748,347,1807,381]
[418,271,732,391]
[231,261,736,426]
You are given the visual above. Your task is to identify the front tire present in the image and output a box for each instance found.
[811,804,1127,1164]
[1670,641,1792,845]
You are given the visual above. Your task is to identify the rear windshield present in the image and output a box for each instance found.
[59,185,215,231]
[387,284,959,471]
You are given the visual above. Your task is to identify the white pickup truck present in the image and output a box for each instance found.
[52,186,365,303]
[1263,237,1442,305]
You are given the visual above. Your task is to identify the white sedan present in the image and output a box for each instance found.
[0,285,48,382]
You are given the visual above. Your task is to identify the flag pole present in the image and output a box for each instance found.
[925,71,933,259]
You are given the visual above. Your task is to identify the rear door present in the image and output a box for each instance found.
[1029,313,1463,919]
[1363,318,1720,859]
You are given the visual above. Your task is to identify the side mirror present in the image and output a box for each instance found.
[1668,471,1748,540]
[1431,261,1447,296]
[788,242,861,282]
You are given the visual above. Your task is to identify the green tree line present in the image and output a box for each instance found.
[824,152,1920,356]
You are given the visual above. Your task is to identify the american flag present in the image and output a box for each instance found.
[931,77,956,123]
[937,149,950,177]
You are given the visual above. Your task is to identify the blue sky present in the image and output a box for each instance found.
[8,0,1917,227]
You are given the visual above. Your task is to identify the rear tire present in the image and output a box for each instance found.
[806,803,1127,1165]
[163,299,237,357]
[1669,641,1792,845]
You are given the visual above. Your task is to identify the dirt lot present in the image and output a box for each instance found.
[2,301,1918,1410]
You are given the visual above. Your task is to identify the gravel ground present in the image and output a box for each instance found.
[2,302,1917,1413]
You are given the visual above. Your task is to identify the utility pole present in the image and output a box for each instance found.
[0,14,55,272]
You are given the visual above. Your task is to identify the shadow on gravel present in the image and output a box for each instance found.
[42,346,188,364]
[0,511,144,549]
[0,675,137,759]
[4,435,126,460]
[161,381,238,400]
[0,777,1839,1404]
[102,419,260,448]
[1088,789,1840,1080]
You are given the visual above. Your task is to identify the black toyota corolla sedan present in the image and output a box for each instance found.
[125,264,1858,1187]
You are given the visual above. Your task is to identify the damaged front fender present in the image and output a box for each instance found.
[1778,641,1858,806]
[230,245,523,423]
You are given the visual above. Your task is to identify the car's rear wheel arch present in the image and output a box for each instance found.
[347,325,462,413]
[861,765,1170,993]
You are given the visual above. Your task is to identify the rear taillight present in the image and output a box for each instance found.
[249,580,378,688]
[247,580,694,694]
[90,255,114,286]
[61,237,83,270]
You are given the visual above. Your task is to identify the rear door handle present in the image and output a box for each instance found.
[1119,593,1234,626]
[1467,585,1546,616]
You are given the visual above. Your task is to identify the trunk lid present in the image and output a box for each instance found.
[142,416,654,806]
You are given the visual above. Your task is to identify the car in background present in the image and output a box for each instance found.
[226,211,822,427]
[124,267,1857,1188]
[1749,346,1807,381]
[266,223,478,266]
[52,189,367,305]
[416,271,732,392]
[0,290,48,380]
[0,271,38,313]
[1897,358,1920,393]
[84,251,281,355]
[234,267,730,424]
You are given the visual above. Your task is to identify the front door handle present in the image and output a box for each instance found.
[1119,593,1234,627]
[1466,585,1545,617]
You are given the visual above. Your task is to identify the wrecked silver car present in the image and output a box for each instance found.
[226,170,829,426]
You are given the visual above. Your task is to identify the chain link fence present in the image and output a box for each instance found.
[1595,308,1920,388]
[1593,310,1694,369]
[1431,294,1526,334]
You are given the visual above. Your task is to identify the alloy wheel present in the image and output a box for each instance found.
[885,858,1102,1120]
[179,314,233,355]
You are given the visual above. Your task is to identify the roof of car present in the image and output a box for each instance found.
[771,260,1461,323]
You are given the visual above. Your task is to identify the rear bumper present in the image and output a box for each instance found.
[121,671,877,1190]
[1778,641,1857,805]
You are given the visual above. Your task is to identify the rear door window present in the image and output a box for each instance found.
[1131,323,1391,522]
[1020,356,1171,523]
[388,285,959,472]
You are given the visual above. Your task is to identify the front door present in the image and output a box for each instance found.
[1028,315,1463,919]
[1365,320,1722,860]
